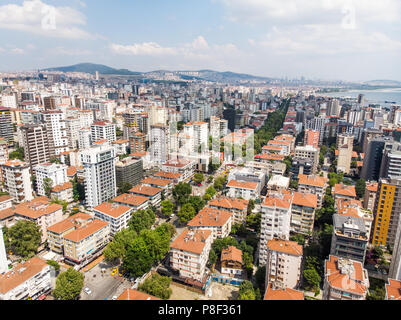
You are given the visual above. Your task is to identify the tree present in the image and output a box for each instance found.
[246,212,262,233]
[8,220,41,259]
[43,177,53,198]
[205,186,217,198]
[103,228,137,264]
[237,281,256,300]
[138,273,172,300]
[50,198,68,214]
[255,266,266,293]
[117,182,132,195]
[53,268,84,300]
[303,268,321,293]
[172,182,192,206]
[129,209,156,234]
[123,236,154,278]
[355,179,366,199]
[47,260,60,273]
[188,196,205,213]
[177,203,196,224]
[72,179,85,202]
[290,234,306,246]
[290,179,299,190]
[193,173,205,184]
[247,199,255,215]
[213,176,227,191]
[9,146,24,161]
[161,200,175,217]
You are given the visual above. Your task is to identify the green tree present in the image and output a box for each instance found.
[177,203,196,224]
[193,173,205,184]
[161,200,175,217]
[43,177,53,198]
[290,234,306,246]
[237,281,256,300]
[188,196,205,213]
[117,182,132,195]
[138,273,172,300]
[103,228,137,264]
[355,178,366,199]
[129,209,156,234]
[247,199,255,215]
[9,146,24,161]
[53,268,84,300]
[8,220,41,258]
[47,260,60,273]
[303,268,321,293]
[246,212,262,233]
[123,236,154,278]
[205,186,217,198]
[172,182,192,206]
[255,266,266,293]
[213,175,227,191]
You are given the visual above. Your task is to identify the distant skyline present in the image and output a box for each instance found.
[0,0,401,82]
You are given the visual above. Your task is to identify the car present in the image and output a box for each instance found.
[111,268,118,276]
[119,273,123,277]
[112,296,118,300]
[84,287,92,295]
[170,214,174,219]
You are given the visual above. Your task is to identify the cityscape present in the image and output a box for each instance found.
[1,0,401,306]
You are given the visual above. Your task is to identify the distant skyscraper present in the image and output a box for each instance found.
[0,107,14,144]
[358,94,365,106]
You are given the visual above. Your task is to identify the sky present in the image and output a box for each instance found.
[0,0,400,82]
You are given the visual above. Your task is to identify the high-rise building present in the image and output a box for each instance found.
[1,160,33,203]
[122,112,149,139]
[304,129,320,149]
[41,110,69,155]
[371,178,401,247]
[115,157,144,188]
[336,134,354,174]
[65,117,81,149]
[129,132,146,154]
[379,142,401,179]
[149,124,169,165]
[80,144,117,208]
[20,124,54,171]
[0,107,14,144]
[294,145,319,174]
[361,137,393,181]
[183,121,209,154]
[91,121,116,143]
[78,128,92,150]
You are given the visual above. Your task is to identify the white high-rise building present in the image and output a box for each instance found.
[91,121,116,143]
[149,124,169,165]
[0,226,8,274]
[78,128,92,150]
[77,110,94,128]
[42,110,69,155]
[34,163,68,196]
[81,144,117,208]
[210,116,228,139]
[183,121,209,154]
[259,191,293,266]
[65,117,81,149]
[1,160,34,203]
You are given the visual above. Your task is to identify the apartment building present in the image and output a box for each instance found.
[265,139,291,156]
[0,107,13,144]
[183,121,209,154]
[187,207,232,240]
[161,159,195,182]
[129,132,146,154]
[210,116,228,139]
[290,192,317,235]
[265,239,303,289]
[304,129,320,149]
[140,177,173,196]
[259,191,293,266]
[267,175,290,191]
[208,197,248,225]
[63,219,110,266]
[91,121,116,144]
[337,199,373,239]
[78,128,92,150]
[77,110,94,128]
[170,230,213,283]
[385,279,401,300]
[264,282,304,300]
[331,214,369,264]
[13,197,63,242]
[371,178,401,247]
[363,182,378,213]
[226,180,260,201]
[94,202,133,235]
[221,246,243,277]
[41,110,69,155]
[80,144,117,208]
[0,257,52,300]
[47,212,93,254]
[111,139,129,155]
[20,124,54,171]
[34,163,68,197]
[1,160,33,203]
[297,174,328,209]
[50,182,74,203]
[323,255,369,300]
[333,184,357,207]
[153,171,184,184]
[294,145,319,174]
[149,123,169,165]
[112,193,149,211]
[115,157,144,188]
[65,117,81,149]
[117,289,160,301]
[336,134,354,174]
[128,184,162,208]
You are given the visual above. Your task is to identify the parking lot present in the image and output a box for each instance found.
[80,262,132,300]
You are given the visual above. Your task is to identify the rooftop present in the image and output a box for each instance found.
[63,219,109,243]
[188,207,232,228]
[170,230,212,255]
[267,239,303,256]
[94,202,132,218]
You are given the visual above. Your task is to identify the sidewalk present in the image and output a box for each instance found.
[83,255,105,273]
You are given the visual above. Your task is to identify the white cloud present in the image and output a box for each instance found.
[0,0,94,39]
[220,0,401,25]
[252,25,401,55]
[111,42,178,56]
[11,48,24,55]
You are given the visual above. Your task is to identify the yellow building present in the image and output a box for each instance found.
[372,179,401,247]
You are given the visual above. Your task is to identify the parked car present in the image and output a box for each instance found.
[84,287,92,295]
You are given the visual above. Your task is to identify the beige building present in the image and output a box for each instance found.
[208,197,249,225]
[226,180,260,200]
[170,230,213,283]
[94,202,133,235]
[323,255,369,300]
[298,174,328,209]
[265,239,303,290]
[2,160,34,203]
[291,192,317,235]
[336,134,354,174]
[363,182,378,213]
[333,184,357,207]
[294,145,319,174]
[63,219,110,266]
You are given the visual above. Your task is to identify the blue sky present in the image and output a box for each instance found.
[0,0,401,81]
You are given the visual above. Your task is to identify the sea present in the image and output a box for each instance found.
[323,88,401,106]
